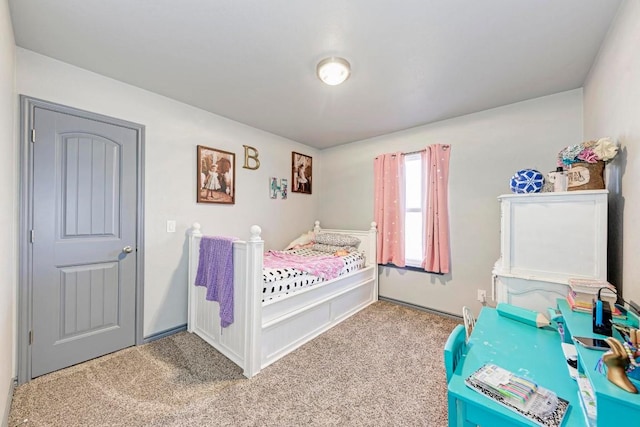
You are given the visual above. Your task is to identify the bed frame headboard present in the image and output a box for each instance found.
[313,221,377,267]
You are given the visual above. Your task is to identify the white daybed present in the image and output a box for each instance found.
[187,221,378,378]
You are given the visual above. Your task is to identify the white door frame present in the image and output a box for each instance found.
[17,96,145,384]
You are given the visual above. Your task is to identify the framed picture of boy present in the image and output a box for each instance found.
[292,152,312,194]
[197,145,235,204]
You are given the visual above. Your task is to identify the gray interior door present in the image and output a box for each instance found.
[31,106,138,378]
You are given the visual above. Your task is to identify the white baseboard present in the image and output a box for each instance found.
[1,377,16,427]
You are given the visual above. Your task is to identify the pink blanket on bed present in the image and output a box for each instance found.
[263,251,343,280]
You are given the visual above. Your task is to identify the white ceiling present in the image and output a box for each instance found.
[9,0,622,149]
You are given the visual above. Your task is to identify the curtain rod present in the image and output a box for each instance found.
[390,149,424,157]
[408,145,450,153]
[388,145,450,157]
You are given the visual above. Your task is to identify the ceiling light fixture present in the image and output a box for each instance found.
[316,57,351,86]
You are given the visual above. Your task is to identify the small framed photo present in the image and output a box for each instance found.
[197,145,235,204]
[292,152,312,194]
[269,177,279,199]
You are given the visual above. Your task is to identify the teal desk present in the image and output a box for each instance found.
[557,299,640,425]
[448,304,640,426]
[447,307,583,426]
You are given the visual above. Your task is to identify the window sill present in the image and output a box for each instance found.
[378,263,444,275]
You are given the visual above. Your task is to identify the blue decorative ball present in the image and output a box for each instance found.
[510,169,544,193]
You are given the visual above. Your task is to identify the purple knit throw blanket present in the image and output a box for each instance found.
[194,236,236,327]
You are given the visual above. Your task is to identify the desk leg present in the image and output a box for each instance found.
[449,398,476,427]
[448,394,457,426]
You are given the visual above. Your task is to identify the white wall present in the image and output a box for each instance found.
[584,0,640,305]
[319,90,583,316]
[16,48,320,337]
[0,0,16,423]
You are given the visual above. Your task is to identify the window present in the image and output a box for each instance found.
[404,153,423,267]
[374,145,450,273]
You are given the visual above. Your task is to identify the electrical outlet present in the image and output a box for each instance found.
[477,289,487,302]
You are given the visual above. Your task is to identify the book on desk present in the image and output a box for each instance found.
[465,363,569,427]
[566,278,625,319]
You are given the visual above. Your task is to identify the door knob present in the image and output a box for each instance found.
[123,246,133,253]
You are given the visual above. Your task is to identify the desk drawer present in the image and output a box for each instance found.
[464,401,532,427]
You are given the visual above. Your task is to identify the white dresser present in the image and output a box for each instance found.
[493,190,608,313]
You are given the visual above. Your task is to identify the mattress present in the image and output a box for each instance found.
[262,248,365,301]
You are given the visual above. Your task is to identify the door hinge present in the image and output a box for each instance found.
[29,229,34,243]
[30,129,35,143]
[28,330,33,345]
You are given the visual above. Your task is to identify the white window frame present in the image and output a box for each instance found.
[404,153,423,267]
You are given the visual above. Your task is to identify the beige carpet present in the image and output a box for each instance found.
[9,301,460,427]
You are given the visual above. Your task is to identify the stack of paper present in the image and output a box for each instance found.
[560,343,578,380]
[576,374,596,427]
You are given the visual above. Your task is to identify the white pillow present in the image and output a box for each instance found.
[285,231,316,250]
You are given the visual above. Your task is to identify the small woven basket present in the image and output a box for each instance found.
[567,161,605,191]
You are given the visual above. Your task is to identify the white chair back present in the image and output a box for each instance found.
[462,306,476,341]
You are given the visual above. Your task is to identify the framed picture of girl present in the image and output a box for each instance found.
[197,145,235,204]
[292,152,312,194]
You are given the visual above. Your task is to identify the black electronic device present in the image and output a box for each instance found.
[574,336,611,351]
[592,288,613,336]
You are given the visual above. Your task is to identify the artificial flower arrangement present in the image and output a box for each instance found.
[557,137,619,167]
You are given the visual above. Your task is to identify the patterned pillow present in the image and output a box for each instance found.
[315,233,361,248]
[312,243,357,254]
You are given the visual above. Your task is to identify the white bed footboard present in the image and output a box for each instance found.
[187,223,264,377]
[187,221,378,378]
